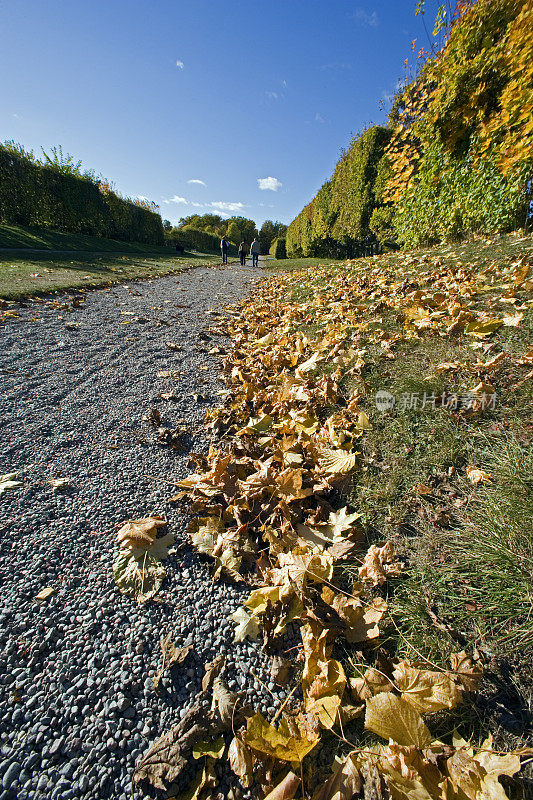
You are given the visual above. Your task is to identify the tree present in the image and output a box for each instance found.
[177,213,225,231]
[226,216,257,244]
[163,219,172,232]
[259,220,288,254]
[226,221,242,244]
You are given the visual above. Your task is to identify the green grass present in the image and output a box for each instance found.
[0,223,229,298]
[0,223,175,253]
[0,250,222,299]
[391,434,533,656]
[266,256,346,273]
[270,231,533,758]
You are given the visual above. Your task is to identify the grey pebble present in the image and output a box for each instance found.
[0,266,278,799]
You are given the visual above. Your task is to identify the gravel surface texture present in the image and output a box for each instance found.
[0,265,282,800]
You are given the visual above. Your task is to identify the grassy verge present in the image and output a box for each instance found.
[0,222,175,253]
[175,230,532,796]
[277,232,533,754]
[0,250,222,300]
[0,222,228,300]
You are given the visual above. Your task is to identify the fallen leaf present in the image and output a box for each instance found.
[212,675,238,726]
[153,635,192,691]
[464,319,502,337]
[358,542,403,586]
[228,736,254,788]
[263,771,301,800]
[116,517,168,551]
[319,449,358,475]
[449,651,483,691]
[365,692,432,747]
[314,753,361,800]
[356,411,373,431]
[244,713,320,762]
[393,660,463,713]
[113,517,174,604]
[231,607,260,642]
[191,737,225,759]
[0,472,22,495]
[466,466,492,485]
[47,477,70,491]
[502,313,524,327]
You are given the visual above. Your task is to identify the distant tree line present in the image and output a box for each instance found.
[164,214,287,257]
[287,0,532,257]
[0,141,164,245]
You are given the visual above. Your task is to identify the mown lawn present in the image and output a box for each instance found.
[279,232,533,754]
[0,222,229,299]
[0,251,224,300]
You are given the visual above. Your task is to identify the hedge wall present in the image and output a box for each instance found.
[286,0,532,253]
[171,227,238,256]
[0,145,164,245]
[269,237,286,259]
[286,126,390,258]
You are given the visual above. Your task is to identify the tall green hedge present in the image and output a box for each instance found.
[287,0,532,254]
[170,227,237,256]
[286,126,390,258]
[0,145,164,245]
[269,237,286,259]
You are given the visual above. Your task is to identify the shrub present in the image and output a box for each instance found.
[0,143,164,245]
[285,126,391,258]
[369,206,398,249]
[269,237,286,259]
[383,0,532,245]
[171,227,237,256]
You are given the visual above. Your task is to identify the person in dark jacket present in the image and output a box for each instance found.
[220,236,228,264]
[238,241,247,266]
[250,237,260,267]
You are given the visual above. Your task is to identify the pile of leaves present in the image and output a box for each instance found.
[124,246,532,798]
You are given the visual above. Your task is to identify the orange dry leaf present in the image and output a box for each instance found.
[466,466,492,485]
[358,542,403,586]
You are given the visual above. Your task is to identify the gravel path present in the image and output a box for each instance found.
[0,265,280,800]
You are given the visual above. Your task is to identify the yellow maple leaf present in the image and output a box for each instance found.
[365,693,432,748]
[244,713,320,763]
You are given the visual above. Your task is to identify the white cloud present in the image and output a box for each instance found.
[352,7,379,26]
[315,113,325,123]
[210,201,244,213]
[136,195,148,202]
[258,177,282,192]
[281,79,287,88]
[163,196,245,213]
[176,59,184,69]
[187,179,206,186]
[164,195,189,204]
[266,91,278,100]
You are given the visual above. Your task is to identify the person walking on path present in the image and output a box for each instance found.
[220,236,228,264]
[250,237,260,268]
[238,241,247,266]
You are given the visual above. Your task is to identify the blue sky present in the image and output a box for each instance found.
[1,0,444,228]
